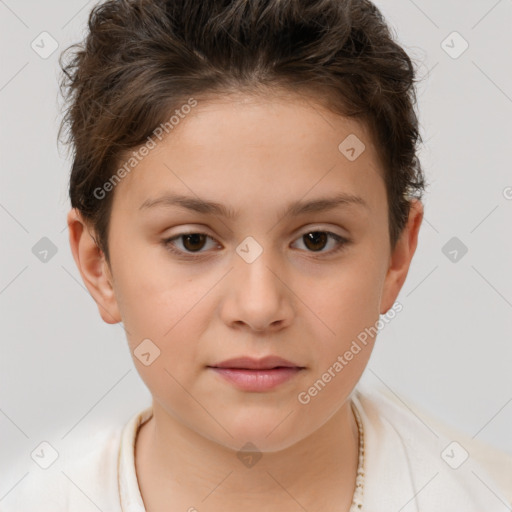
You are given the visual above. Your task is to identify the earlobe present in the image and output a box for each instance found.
[66,208,122,324]
[379,200,424,315]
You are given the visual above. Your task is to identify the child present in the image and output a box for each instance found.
[3,0,511,510]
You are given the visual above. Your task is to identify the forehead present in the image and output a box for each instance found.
[111,94,387,218]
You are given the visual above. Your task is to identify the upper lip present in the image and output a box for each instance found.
[208,356,304,370]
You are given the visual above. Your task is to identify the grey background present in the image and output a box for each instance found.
[1,0,511,498]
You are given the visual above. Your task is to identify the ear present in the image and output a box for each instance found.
[66,208,121,324]
[379,199,424,315]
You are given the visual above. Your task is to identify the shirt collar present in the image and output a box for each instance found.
[351,390,420,511]
[118,405,153,512]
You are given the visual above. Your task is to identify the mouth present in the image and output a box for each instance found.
[207,355,305,391]
[208,355,305,370]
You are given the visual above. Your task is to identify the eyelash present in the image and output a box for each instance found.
[161,230,350,260]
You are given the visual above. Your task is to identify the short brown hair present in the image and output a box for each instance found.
[59,0,427,265]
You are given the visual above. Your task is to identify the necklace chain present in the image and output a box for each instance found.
[350,400,365,510]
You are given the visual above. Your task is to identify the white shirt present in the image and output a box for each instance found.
[2,383,511,511]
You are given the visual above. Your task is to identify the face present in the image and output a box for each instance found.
[74,92,420,452]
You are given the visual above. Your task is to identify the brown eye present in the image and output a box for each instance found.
[162,232,219,257]
[291,230,349,256]
[181,233,207,252]
[303,232,328,252]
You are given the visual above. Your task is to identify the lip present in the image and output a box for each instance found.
[209,355,303,370]
[207,356,305,392]
[209,367,304,391]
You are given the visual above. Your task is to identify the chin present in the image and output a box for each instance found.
[206,415,309,454]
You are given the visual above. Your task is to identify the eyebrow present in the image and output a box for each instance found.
[139,192,369,218]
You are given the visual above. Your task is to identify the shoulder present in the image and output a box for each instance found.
[0,422,124,512]
[352,383,512,510]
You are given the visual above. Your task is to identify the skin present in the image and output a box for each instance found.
[67,91,423,512]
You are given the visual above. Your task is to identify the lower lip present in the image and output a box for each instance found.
[209,367,303,391]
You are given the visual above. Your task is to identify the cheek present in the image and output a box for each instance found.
[297,260,383,377]
[116,274,206,398]
[111,246,184,330]
[307,264,382,331]
[111,257,213,370]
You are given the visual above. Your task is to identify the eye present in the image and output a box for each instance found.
[162,230,350,259]
[291,231,350,256]
[162,232,220,257]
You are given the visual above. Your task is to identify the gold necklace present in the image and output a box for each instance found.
[349,401,365,510]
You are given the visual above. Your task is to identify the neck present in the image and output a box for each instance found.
[135,399,360,512]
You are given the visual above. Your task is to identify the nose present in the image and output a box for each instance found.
[220,249,294,333]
